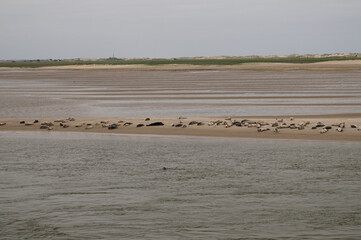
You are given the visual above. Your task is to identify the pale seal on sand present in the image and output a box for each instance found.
[257,127,270,132]
[320,128,328,134]
[336,127,343,132]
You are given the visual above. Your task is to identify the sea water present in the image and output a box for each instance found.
[1,131,360,239]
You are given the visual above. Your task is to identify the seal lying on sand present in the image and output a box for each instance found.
[108,123,118,130]
[146,122,164,126]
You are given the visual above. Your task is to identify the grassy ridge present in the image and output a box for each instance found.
[1,55,361,68]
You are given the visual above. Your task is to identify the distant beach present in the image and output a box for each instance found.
[1,60,360,71]
[1,54,361,71]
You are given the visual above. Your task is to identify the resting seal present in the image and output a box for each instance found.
[108,124,118,130]
[146,122,164,126]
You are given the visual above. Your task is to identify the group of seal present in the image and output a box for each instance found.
[2,116,361,135]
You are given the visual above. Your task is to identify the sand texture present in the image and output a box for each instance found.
[1,70,361,118]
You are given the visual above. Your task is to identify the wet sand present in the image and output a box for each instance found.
[0,68,360,141]
[1,70,361,118]
[1,116,360,142]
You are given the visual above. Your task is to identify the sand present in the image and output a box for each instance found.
[1,68,360,141]
[1,116,360,142]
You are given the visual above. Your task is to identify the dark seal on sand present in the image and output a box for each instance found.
[146,122,164,126]
[108,124,118,130]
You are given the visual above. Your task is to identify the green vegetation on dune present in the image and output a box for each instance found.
[1,55,361,68]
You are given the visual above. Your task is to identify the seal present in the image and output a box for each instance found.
[108,124,118,130]
[233,121,243,127]
[188,121,198,125]
[146,122,164,126]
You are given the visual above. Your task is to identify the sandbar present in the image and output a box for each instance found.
[1,116,360,142]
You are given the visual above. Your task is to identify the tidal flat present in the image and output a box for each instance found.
[0,69,360,239]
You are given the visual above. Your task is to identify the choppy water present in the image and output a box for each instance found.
[1,131,360,239]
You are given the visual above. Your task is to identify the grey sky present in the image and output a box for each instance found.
[1,0,361,59]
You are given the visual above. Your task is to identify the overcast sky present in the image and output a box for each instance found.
[1,0,361,59]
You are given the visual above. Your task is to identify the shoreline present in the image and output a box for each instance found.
[1,60,361,71]
[1,116,360,142]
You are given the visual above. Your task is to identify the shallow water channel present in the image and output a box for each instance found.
[1,131,360,239]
